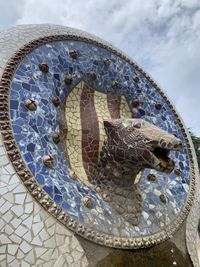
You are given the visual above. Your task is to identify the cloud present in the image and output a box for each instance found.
[0,0,25,30]
[1,0,200,134]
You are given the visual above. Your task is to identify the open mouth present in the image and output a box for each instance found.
[152,147,175,173]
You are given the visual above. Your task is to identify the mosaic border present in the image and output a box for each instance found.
[0,33,196,249]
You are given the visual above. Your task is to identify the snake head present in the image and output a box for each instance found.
[104,118,182,173]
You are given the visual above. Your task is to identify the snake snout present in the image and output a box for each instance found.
[159,135,183,152]
[150,136,183,173]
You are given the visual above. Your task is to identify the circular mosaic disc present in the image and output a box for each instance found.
[0,30,196,249]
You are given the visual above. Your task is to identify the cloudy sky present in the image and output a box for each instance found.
[0,0,200,134]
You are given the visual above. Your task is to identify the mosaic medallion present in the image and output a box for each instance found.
[0,33,196,249]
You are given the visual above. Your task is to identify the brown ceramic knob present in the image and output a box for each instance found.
[64,75,73,85]
[102,193,112,202]
[24,99,37,111]
[69,170,77,180]
[131,99,140,108]
[39,63,49,73]
[159,194,167,204]
[82,196,93,208]
[69,50,78,59]
[174,168,182,176]
[89,72,97,80]
[52,96,60,107]
[43,155,54,168]
[111,81,119,89]
[133,76,140,83]
[155,103,162,110]
[94,186,102,193]
[52,133,60,144]
[103,57,110,66]
[147,174,156,182]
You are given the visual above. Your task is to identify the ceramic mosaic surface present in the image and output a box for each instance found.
[8,38,193,244]
[0,133,88,267]
[63,80,132,185]
[0,24,199,267]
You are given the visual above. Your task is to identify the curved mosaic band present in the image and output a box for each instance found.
[0,33,197,249]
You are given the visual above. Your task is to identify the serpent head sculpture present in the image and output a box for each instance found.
[100,118,183,177]
[94,118,182,225]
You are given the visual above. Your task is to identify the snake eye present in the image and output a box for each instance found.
[134,122,141,129]
[127,123,140,133]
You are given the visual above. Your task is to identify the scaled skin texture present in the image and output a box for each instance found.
[100,118,182,177]
[92,118,182,226]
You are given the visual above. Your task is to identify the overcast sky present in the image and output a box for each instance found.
[0,0,200,135]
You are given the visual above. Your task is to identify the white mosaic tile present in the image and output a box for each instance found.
[0,245,6,254]
[8,244,18,255]
[15,194,26,204]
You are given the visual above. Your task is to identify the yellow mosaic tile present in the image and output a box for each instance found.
[65,81,88,185]
[120,96,132,118]
[94,91,110,156]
